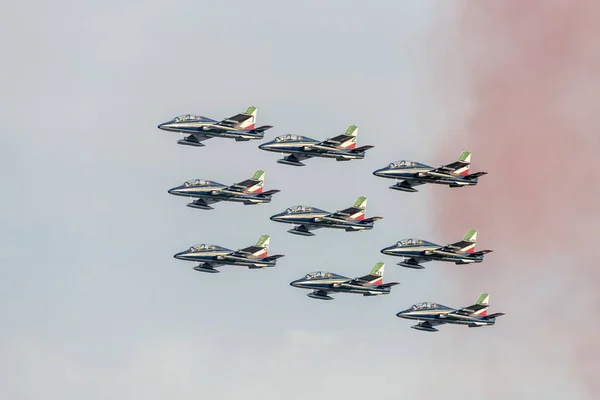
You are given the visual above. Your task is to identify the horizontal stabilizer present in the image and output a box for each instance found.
[361,216,383,224]
[257,189,281,197]
[249,125,273,133]
[482,312,505,319]
[350,145,375,153]
[465,171,487,180]
[378,282,400,288]
[471,250,493,256]
[263,254,285,262]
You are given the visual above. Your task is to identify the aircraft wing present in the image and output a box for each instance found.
[316,134,355,149]
[431,239,474,255]
[231,245,265,257]
[324,206,365,221]
[413,320,445,331]
[212,112,254,130]
[398,257,433,269]
[418,158,470,179]
[282,153,314,164]
[189,133,213,143]
[455,305,488,316]
[221,177,262,194]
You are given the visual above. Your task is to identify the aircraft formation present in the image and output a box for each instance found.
[158,105,504,332]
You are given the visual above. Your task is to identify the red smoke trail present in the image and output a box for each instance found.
[432,1,600,397]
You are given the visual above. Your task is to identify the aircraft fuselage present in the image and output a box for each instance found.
[396,309,497,327]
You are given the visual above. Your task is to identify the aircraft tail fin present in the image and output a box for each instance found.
[340,125,358,149]
[245,170,265,193]
[459,229,477,253]
[253,234,270,258]
[472,292,489,316]
[359,262,385,285]
[239,106,258,130]
[348,196,367,220]
[454,151,471,176]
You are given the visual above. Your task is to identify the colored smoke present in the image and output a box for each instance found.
[431,1,600,398]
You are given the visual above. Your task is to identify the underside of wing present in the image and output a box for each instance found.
[187,197,221,210]
[288,224,322,236]
[193,262,221,273]
[190,133,212,141]
[178,134,212,147]
[277,153,314,167]
[397,257,431,269]
[411,320,444,332]
[307,289,334,300]
[390,180,426,193]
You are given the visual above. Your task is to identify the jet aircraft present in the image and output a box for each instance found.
[174,234,284,273]
[381,229,492,269]
[258,125,374,166]
[396,293,505,332]
[290,262,399,300]
[270,196,382,236]
[168,170,280,210]
[157,106,272,147]
[373,151,487,192]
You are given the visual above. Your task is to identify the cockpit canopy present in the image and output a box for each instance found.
[285,205,313,214]
[389,160,417,168]
[397,239,423,246]
[304,271,333,280]
[173,114,204,122]
[183,179,211,187]
[190,244,216,251]
[411,302,439,310]
[274,134,306,142]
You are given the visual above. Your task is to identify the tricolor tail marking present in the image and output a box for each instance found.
[455,151,472,176]
[239,106,257,130]
[473,292,489,316]
[246,170,265,194]
[368,262,385,285]
[349,196,367,220]
[340,125,358,149]
[459,229,477,253]
[254,234,270,258]
[358,262,385,285]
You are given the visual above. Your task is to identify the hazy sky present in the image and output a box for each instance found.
[0,1,592,399]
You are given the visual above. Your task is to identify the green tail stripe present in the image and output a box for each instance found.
[256,235,269,247]
[353,196,367,208]
[252,170,265,181]
[463,229,477,241]
[369,262,384,275]
[476,293,489,305]
[457,151,471,162]
[245,106,257,115]
[345,125,358,136]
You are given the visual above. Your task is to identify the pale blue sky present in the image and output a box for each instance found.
[0,1,586,399]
